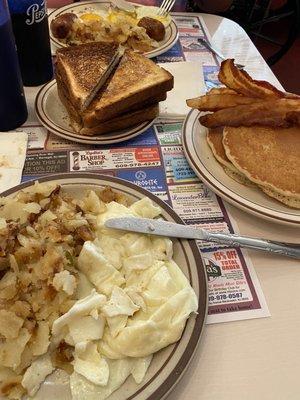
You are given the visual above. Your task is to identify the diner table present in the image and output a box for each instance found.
[24,7,300,400]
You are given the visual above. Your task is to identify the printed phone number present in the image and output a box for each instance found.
[209,293,243,301]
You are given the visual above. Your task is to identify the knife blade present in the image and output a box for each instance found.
[104,217,300,260]
[105,217,207,240]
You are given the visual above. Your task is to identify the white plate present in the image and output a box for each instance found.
[1,173,207,400]
[35,80,156,145]
[48,0,179,58]
[182,109,300,227]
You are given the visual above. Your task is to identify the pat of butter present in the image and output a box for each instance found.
[158,61,205,118]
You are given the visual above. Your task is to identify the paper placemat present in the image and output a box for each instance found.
[19,14,269,324]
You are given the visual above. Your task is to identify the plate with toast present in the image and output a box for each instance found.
[35,42,174,144]
[49,0,179,58]
[183,60,300,226]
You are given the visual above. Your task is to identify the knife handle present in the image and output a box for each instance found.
[203,232,300,260]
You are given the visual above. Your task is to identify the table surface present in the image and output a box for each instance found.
[167,12,300,400]
[31,9,300,400]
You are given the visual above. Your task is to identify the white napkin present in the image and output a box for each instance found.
[0,131,28,193]
[158,61,205,119]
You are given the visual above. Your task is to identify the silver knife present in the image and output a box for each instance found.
[105,217,300,260]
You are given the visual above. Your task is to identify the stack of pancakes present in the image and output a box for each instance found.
[186,59,300,209]
[207,126,300,208]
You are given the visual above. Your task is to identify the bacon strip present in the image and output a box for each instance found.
[199,99,300,128]
[186,94,263,111]
[218,59,286,99]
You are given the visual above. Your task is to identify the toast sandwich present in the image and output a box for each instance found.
[56,44,174,136]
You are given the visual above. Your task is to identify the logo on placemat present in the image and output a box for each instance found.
[135,170,147,181]
[72,151,81,171]
[203,257,222,282]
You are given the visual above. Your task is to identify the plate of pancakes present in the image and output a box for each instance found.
[183,59,300,227]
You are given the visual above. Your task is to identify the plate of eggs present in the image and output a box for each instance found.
[49,0,179,58]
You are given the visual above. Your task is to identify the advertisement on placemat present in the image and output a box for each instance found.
[202,247,269,323]
[174,15,204,36]
[154,122,182,145]
[161,145,198,184]
[156,40,185,63]
[21,14,269,324]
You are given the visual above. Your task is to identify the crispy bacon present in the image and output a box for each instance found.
[187,93,262,111]
[199,99,300,128]
[218,59,286,99]
[207,87,237,95]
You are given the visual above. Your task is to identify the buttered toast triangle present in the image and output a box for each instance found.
[86,49,173,122]
[56,42,121,111]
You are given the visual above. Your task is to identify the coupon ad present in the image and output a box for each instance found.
[117,168,169,201]
[154,122,182,145]
[69,147,161,171]
[115,127,158,147]
[203,65,221,89]
[175,15,204,36]
[184,50,216,65]
[202,248,270,323]
[168,182,224,220]
[156,40,185,63]
[192,220,231,250]
[23,151,69,176]
[45,133,88,151]
[161,146,197,184]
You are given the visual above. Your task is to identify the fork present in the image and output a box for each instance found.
[157,0,175,15]
[197,38,245,69]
